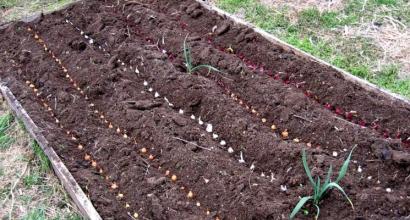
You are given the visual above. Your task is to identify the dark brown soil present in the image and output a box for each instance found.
[0,0,409,219]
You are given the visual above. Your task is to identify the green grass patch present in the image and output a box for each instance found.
[0,0,19,8]
[0,165,4,177]
[375,0,397,5]
[298,8,358,28]
[30,141,51,173]
[22,206,47,220]
[0,112,15,149]
[23,172,42,188]
[344,0,409,25]
[370,65,410,97]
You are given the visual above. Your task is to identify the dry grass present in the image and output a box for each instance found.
[343,8,410,78]
[0,0,75,24]
[0,96,82,220]
[255,0,410,79]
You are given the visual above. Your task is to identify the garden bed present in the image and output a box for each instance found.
[0,0,409,219]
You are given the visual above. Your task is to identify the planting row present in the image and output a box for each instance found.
[63,0,409,162]
[1,24,307,219]
[163,0,410,145]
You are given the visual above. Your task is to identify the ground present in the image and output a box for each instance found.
[0,0,409,219]
[213,0,410,98]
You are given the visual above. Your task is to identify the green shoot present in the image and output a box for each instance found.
[183,35,220,74]
[290,146,356,219]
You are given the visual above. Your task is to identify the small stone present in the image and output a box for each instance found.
[386,188,392,193]
[143,81,148,86]
[280,185,287,191]
[212,133,218,139]
[179,109,184,114]
[220,140,226,146]
[332,151,338,157]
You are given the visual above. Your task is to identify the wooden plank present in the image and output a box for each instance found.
[197,1,410,106]
[0,84,102,220]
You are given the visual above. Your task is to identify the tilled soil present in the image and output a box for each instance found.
[0,0,409,219]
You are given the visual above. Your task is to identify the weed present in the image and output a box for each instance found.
[63,213,84,220]
[298,8,357,28]
[22,206,47,220]
[375,0,397,5]
[0,112,15,149]
[0,165,4,177]
[183,35,220,74]
[290,146,356,219]
[23,171,42,187]
[0,0,19,8]
[0,185,11,200]
[370,65,410,97]
[30,141,51,173]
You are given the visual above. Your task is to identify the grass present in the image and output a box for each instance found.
[290,147,356,219]
[216,0,410,98]
[0,113,15,149]
[0,107,81,219]
[21,206,47,220]
[0,0,75,24]
[30,141,51,173]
